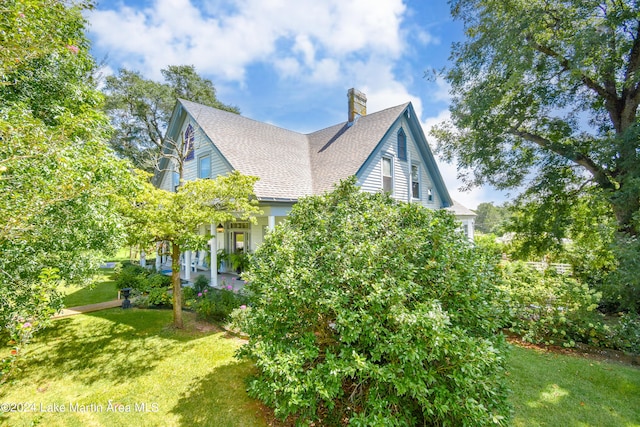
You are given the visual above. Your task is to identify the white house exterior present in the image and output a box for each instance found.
[153,89,475,281]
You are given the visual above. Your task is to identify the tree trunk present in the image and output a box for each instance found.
[171,242,183,329]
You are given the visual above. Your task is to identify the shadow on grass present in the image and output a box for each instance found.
[17,308,211,386]
[170,360,269,427]
[509,346,640,426]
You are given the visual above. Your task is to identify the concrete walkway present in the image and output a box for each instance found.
[52,300,122,319]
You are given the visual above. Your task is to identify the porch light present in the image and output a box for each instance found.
[216,223,224,233]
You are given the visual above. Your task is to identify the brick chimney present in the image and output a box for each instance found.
[347,88,367,123]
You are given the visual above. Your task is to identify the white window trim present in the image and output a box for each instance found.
[411,163,421,200]
[198,154,211,179]
[381,156,394,194]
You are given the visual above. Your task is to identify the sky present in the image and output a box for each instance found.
[85,0,510,210]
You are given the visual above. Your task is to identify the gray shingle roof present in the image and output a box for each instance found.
[180,100,313,200]
[178,99,409,200]
[446,199,477,216]
[308,103,409,194]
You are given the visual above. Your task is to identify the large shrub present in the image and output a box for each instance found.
[194,287,248,322]
[499,262,606,347]
[237,179,510,426]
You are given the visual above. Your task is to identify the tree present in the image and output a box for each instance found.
[123,172,260,328]
[103,65,239,172]
[237,178,510,426]
[0,0,135,377]
[433,0,640,237]
[474,202,510,235]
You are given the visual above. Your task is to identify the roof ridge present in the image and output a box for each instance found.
[179,98,307,137]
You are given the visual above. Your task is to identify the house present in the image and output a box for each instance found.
[153,89,475,282]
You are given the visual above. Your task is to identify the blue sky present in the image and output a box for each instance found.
[86,0,509,209]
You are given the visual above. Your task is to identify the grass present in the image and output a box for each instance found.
[0,309,267,427]
[508,344,640,426]
[1,308,638,426]
[61,269,119,307]
[60,248,140,307]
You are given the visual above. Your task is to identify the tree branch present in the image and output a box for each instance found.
[527,38,617,103]
[508,127,617,190]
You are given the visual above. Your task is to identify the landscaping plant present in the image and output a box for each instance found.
[237,178,510,426]
[499,261,606,347]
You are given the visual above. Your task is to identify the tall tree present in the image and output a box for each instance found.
[433,0,640,237]
[474,202,510,235]
[103,65,239,172]
[122,172,260,329]
[0,0,135,372]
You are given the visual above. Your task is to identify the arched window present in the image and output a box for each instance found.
[184,124,195,161]
[397,128,407,161]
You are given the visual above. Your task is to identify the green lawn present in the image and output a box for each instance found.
[509,344,640,426]
[0,309,266,427]
[61,269,119,307]
[1,308,638,426]
[61,247,141,307]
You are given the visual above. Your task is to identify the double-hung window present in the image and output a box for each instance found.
[382,157,393,193]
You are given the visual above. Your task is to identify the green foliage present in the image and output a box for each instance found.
[474,232,504,260]
[193,275,210,294]
[435,0,640,237]
[147,287,172,307]
[0,0,136,378]
[238,179,510,426]
[103,65,239,171]
[229,251,251,274]
[195,288,248,322]
[499,262,606,347]
[474,202,511,235]
[115,265,170,294]
[121,171,260,328]
[606,312,640,355]
[602,235,640,313]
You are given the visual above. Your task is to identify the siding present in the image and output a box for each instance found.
[358,117,443,208]
[174,119,233,186]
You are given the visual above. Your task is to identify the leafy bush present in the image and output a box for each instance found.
[147,287,172,307]
[194,288,248,322]
[115,264,170,293]
[115,264,149,291]
[193,275,210,294]
[499,262,606,347]
[182,286,197,303]
[146,273,171,289]
[237,179,510,426]
[606,312,640,354]
[600,234,640,314]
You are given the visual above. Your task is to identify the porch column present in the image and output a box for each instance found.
[155,242,161,271]
[209,223,217,288]
[268,215,276,231]
[185,250,191,281]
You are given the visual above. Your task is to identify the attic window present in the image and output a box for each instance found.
[397,128,407,161]
[184,124,195,162]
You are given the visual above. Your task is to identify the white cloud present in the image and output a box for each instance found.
[88,0,409,83]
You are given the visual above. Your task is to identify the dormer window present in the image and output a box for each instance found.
[397,128,407,161]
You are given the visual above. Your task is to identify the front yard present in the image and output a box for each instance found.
[0,308,638,426]
[0,309,266,427]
